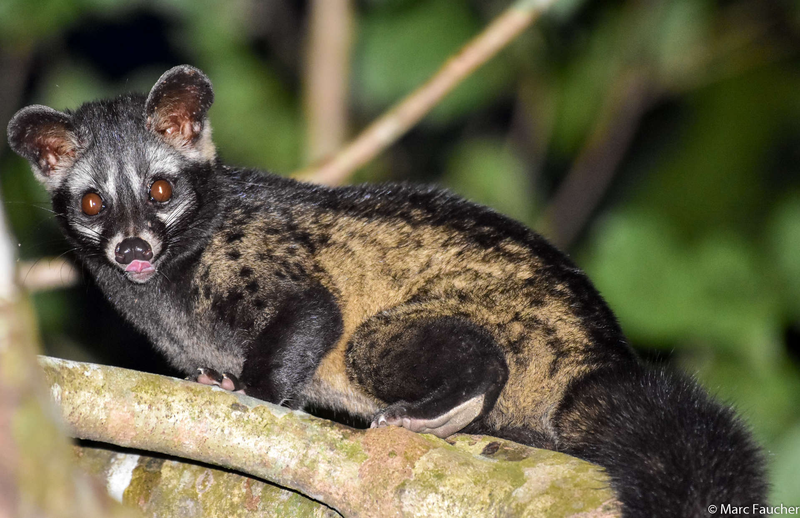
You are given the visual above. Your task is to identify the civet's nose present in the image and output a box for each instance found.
[115,237,154,264]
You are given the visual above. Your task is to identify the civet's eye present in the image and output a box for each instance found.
[81,192,103,216]
[150,179,173,203]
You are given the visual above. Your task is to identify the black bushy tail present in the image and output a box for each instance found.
[553,365,768,518]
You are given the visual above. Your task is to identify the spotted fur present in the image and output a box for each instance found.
[7,66,767,517]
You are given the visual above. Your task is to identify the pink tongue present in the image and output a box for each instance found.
[126,260,154,273]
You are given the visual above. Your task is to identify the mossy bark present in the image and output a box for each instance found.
[40,357,620,517]
[73,444,341,517]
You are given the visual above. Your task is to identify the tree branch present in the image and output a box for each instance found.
[303,0,354,165]
[18,258,80,292]
[537,73,652,249]
[294,0,560,186]
[40,356,619,518]
[73,444,342,517]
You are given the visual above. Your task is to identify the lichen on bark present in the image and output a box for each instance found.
[73,444,341,517]
[40,356,620,517]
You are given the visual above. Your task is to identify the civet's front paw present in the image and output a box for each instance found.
[188,367,246,393]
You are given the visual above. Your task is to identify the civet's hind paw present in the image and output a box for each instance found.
[370,395,485,439]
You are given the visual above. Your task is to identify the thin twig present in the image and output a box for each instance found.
[537,73,653,249]
[18,257,80,292]
[303,0,354,164]
[293,0,559,186]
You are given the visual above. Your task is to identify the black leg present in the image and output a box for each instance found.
[347,312,508,437]
[239,284,343,407]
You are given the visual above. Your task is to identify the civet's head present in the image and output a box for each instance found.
[8,65,218,283]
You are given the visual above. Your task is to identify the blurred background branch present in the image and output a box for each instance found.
[294,0,558,185]
[538,72,652,249]
[303,0,354,165]
[18,258,80,293]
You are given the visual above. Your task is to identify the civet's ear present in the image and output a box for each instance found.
[7,105,79,191]
[145,65,216,160]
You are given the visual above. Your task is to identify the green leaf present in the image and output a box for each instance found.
[770,421,800,506]
[582,211,695,344]
[0,157,61,259]
[582,209,782,366]
[768,195,800,319]
[0,0,135,48]
[548,4,642,157]
[443,138,535,223]
[0,0,80,47]
[354,0,512,124]
[654,0,710,79]
[37,64,114,110]
[172,4,302,172]
[685,353,800,444]
[635,68,799,236]
[205,58,302,173]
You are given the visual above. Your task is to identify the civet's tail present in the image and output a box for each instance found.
[552,365,767,517]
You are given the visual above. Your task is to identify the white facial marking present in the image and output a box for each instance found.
[105,165,117,201]
[157,196,194,226]
[123,162,141,196]
[72,222,104,244]
[145,145,183,175]
[67,160,101,199]
[145,147,192,227]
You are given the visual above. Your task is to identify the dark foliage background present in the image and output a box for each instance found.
[1,0,798,503]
